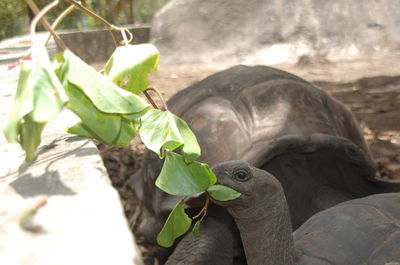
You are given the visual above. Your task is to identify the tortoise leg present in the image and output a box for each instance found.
[165,206,237,265]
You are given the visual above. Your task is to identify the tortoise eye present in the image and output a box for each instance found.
[232,169,250,182]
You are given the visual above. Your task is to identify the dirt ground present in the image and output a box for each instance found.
[98,60,400,264]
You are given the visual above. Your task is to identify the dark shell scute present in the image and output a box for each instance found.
[294,194,400,265]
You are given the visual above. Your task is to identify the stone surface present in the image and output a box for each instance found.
[0,26,150,65]
[0,33,57,65]
[152,0,400,65]
[58,25,151,63]
[0,44,143,265]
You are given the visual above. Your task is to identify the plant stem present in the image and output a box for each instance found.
[145,87,169,111]
[63,0,122,47]
[143,90,159,109]
[192,195,210,220]
[45,4,78,45]
[25,0,67,50]
[199,196,210,222]
[120,28,133,45]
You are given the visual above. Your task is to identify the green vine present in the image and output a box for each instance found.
[4,0,240,248]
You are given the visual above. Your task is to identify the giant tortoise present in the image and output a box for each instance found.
[211,161,400,265]
[129,65,399,263]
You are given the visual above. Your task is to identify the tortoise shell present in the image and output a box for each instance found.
[294,193,400,265]
[130,65,399,242]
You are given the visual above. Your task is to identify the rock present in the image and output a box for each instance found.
[152,0,400,65]
[58,26,150,63]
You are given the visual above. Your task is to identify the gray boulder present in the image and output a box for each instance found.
[152,0,400,65]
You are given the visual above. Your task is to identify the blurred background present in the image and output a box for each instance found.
[1,0,400,181]
[0,0,169,40]
[3,0,400,66]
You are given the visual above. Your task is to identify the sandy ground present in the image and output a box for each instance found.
[99,59,400,264]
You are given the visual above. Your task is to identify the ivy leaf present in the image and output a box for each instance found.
[156,152,216,196]
[64,84,141,146]
[57,50,150,114]
[207,184,241,201]
[192,220,202,237]
[175,116,201,163]
[67,122,97,140]
[156,201,192,247]
[140,109,200,163]
[3,44,67,161]
[65,84,122,144]
[104,44,159,94]
[54,50,149,146]
[114,118,140,147]
[19,115,46,161]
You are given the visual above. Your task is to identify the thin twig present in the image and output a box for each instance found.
[63,0,122,47]
[121,28,128,45]
[120,28,133,45]
[14,0,71,67]
[27,0,67,50]
[192,195,210,221]
[25,0,53,33]
[145,87,169,111]
[143,90,159,109]
[45,3,78,45]
[199,196,210,222]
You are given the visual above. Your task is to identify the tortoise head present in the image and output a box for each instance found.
[211,161,285,220]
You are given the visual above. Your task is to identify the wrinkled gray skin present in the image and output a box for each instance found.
[212,161,400,265]
[129,65,399,263]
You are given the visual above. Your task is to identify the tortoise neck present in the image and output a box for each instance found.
[230,190,295,265]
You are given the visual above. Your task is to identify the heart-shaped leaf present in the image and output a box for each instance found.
[3,44,67,161]
[156,152,216,196]
[156,201,192,247]
[104,44,159,94]
[54,50,149,146]
[67,118,139,147]
[192,220,202,236]
[140,109,200,163]
[57,50,149,114]
[207,184,241,201]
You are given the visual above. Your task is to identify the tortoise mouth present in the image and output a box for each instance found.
[209,196,242,207]
[208,187,246,206]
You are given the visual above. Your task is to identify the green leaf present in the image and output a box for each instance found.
[3,44,67,161]
[156,201,192,247]
[140,109,201,162]
[192,220,201,237]
[113,118,140,147]
[156,152,216,196]
[65,84,122,144]
[30,51,68,122]
[54,50,150,147]
[104,44,159,94]
[68,118,139,147]
[67,122,98,140]
[19,115,46,161]
[3,61,34,144]
[175,117,202,163]
[58,50,149,114]
[207,184,241,201]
